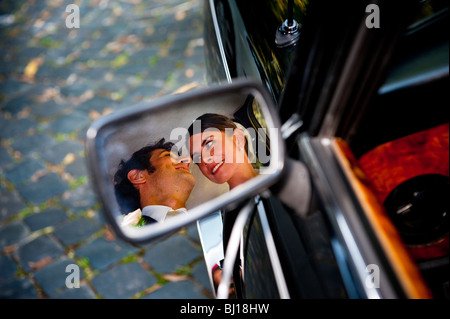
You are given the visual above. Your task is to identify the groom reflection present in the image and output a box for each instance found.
[114,138,195,226]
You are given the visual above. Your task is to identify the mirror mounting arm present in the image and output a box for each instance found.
[270,157,311,218]
[281,113,303,139]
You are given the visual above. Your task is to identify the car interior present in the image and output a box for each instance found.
[332,5,449,298]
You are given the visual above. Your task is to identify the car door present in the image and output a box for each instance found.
[278,0,448,298]
[205,0,448,299]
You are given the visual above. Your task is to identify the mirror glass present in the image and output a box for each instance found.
[86,82,284,242]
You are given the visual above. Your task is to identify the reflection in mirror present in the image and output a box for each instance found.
[88,84,280,238]
[197,210,224,294]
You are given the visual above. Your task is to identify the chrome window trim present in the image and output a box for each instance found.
[209,0,232,83]
[217,201,255,299]
[300,137,379,298]
[299,135,388,299]
[255,197,291,299]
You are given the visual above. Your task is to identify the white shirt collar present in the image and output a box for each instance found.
[141,205,187,223]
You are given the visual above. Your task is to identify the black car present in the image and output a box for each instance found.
[202,0,448,299]
[87,0,448,299]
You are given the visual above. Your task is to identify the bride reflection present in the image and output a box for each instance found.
[187,113,262,296]
[188,113,259,190]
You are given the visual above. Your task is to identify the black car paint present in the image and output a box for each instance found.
[204,0,304,103]
[205,0,352,298]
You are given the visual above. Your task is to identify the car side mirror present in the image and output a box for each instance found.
[85,80,286,244]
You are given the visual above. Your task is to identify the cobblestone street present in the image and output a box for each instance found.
[0,0,212,299]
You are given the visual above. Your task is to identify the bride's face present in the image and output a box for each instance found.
[190,129,244,185]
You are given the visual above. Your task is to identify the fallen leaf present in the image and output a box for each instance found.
[175,9,186,21]
[89,109,101,120]
[17,107,31,119]
[24,57,44,80]
[163,274,189,282]
[29,256,53,270]
[3,243,18,254]
[36,87,59,103]
[62,153,76,165]
[117,35,137,44]
[103,108,114,116]
[104,225,116,241]
[185,68,195,78]
[30,169,47,182]
[105,41,123,53]
[172,82,200,95]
